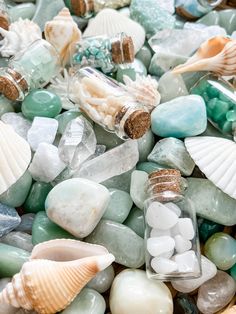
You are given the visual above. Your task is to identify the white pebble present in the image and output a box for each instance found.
[150,228,171,238]
[173,250,199,273]
[151,257,178,274]
[147,236,175,257]
[174,235,192,254]
[165,202,181,217]
[178,218,195,240]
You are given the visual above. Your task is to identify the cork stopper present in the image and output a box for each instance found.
[0,13,9,30]
[0,70,28,101]
[112,36,134,64]
[71,0,94,16]
[148,169,182,195]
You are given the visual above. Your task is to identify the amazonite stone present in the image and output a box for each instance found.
[204,232,236,271]
[0,171,32,208]
[102,168,133,193]
[86,219,145,268]
[124,207,145,238]
[0,96,14,117]
[24,182,53,213]
[32,211,75,245]
[87,265,115,293]
[148,138,195,176]
[135,45,152,69]
[130,170,148,210]
[116,59,147,83]
[61,288,105,314]
[136,162,167,174]
[197,11,220,26]
[185,178,236,225]
[0,244,29,277]
[151,95,207,138]
[9,3,36,21]
[56,110,82,135]
[94,124,124,149]
[137,129,155,162]
[0,231,33,252]
[103,189,133,223]
[219,9,236,35]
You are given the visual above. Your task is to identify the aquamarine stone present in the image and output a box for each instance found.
[137,129,155,162]
[130,170,148,210]
[0,96,14,117]
[136,162,168,174]
[124,207,145,238]
[9,3,36,21]
[148,138,195,176]
[0,204,21,237]
[151,95,207,138]
[135,45,153,69]
[102,168,134,193]
[103,189,133,223]
[87,265,115,293]
[218,9,236,35]
[86,219,145,268]
[116,59,147,83]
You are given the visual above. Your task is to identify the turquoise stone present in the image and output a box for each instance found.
[136,161,168,174]
[102,189,133,223]
[148,138,195,176]
[204,232,236,271]
[174,293,198,314]
[198,218,224,242]
[116,59,147,83]
[24,182,53,214]
[85,219,145,268]
[94,123,124,150]
[218,9,236,35]
[124,207,145,238]
[56,110,82,134]
[185,178,236,226]
[0,171,32,208]
[87,265,115,293]
[22,89,62,120]
[0,244,30,277]
[102,168,134,193]
[137,130,155,162]
[32,211,75,245]
[135,45,153,69]
[151,95,207,138]
[61,288,106,314]
[9,3,36,21]
[230,263,236,281]
[0,96,14,117]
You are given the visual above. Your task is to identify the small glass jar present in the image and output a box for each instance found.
[175,0,223,19]
[65,0,131,18]
[71,33,134,73]
[0,39,61,101]
[0,0,10,30]
[68,66,151,139]
[144,169,201,280]
[191,74,236,137]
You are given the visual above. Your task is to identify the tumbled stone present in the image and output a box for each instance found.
[136,161,167,174]
[116,59,147,83]
[230,263,236,281]
[94,123,124,150]
[87,265,115,293]
[146,201,178,229]
[56,110,83,135]
[124,207,145,238]
[173,251,199,274]
[130,170,148,210]
[24,182,53,213]
[0,96,14,118]
[86,219,144,268]
[137,129,155,162]
[151,257,178,274]
[147,236,175,257]
[174,293,199,314]
[102,168,133,193]
[9,3,36,21]
[0,231,33,252]
[198,218,224,242]
[135,45,153,69]
[15,213,35,234]
[0,204,21,237]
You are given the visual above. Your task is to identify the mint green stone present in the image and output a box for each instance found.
[22,89,62,120]
[212,100,229,122]
[87,265,115,293]
[219,9,236,35]
[116,59,147,83]
[230,263,236,281]
[124,207,145,238]
[102,168,133,193]
[197,10,219,25]
[0,244,30,277]
[94,124,124,149]
[32,211,75,245]
[9,3,36,21]
[102,189,133,223]
[86,219,145,268]
[136,161,167,174]
[135,45,152,69]
[0,96,14,117]
[204,233,236,271]
[130,170,148,210]
[24,182,53,213]
[0,171,32,208]
[56,110,82,134]
[137,130,155,162]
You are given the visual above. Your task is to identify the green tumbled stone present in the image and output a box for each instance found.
[94,124,124,149]
[135,45,153,69]
[0,244,30,277]
[124,207,145,238]
[32,211,75,245]
[56,110,82,134]
[102,168,134,193]
[136,161,167,174]
[22,89,62,120]
[204,232,236,271]
[197,10,220,26]
[212,100,229,122]
[174,293,199,314]
[0,171,32,208]
[9,3,36,21]
[198,218,224,242]
[130,170,148,210]
[219,9,236,35]
[116,59,147,83]
[218,120,233,134]
[137,129,155,162]
[102,189,133,223]
[230,263,236,281]
[207,85,219,98]
[24,182,53,214]
[226,110,236,122]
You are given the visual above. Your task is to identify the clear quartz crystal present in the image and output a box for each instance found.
[1,112,32,139]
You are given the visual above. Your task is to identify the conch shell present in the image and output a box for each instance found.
[45,7,82,66]
[0,18,42,57]
[0,239,115,314]
[173,36,236,76]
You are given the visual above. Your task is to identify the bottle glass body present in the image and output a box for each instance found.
[0,0,10,30]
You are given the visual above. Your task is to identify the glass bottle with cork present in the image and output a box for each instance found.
[0,0,10,30]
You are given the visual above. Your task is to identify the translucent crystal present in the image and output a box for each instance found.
[1,112,31,139]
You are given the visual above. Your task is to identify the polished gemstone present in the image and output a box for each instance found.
[24,182,53,213]
[87,265,115,293]
[124,206,145,238]
[0,231,33,252]
[0,203,21,237]
[130,170,148,210]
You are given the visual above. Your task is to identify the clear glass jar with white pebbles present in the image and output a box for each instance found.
[144,169,201,280]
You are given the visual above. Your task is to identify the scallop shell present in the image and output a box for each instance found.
[0,121,31,195]
[0,18,42,57]
[122,74,161,111]
[83,8,145,54]
[185,136,236,200]
[0,239,115,314]
[173,36,236,76]
[45,8,82,66]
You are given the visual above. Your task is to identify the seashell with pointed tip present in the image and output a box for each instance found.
[173,36,236,76]
[0,18,42,57]
[0,121,31,195]
[220,306,236,314]
[83,9,145,54]
[45,8,82,66]
[0,239,115,314]
[185,136,236,200]
[123,74,161,111]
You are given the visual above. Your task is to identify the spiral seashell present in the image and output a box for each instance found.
[0,18,42,57]
[173,36,236,76]
[0,239,115,314]
[45,8,82,66]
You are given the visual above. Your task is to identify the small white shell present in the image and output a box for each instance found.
[83,8,145,54]
[185,136,236,200]
[0,121,31,195]
[0,18,42,57]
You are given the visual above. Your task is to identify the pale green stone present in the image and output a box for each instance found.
[0,171,32,208]
[87,265,115,293]
[94,124,124,150]
[116,59,147,83]
[0,231,33,252]
[135,45,153,69]
[148,138,195,176]
[130,170,148,210]
[61,288,106,314]
[9,3,36,21]
[197,11,220,26]
[103,189,133,223]
[136,162,168,174]
[0,96,14,117]
[86,219,145,268]
[219,9,236,35]
[185,178,236,226]
[56,110,82,135]
[137,129,155,162]
[124,207,145,238]
[102,168,134,193]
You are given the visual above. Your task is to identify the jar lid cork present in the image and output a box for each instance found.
[0,13,10,30]
[148,169,182,194]
[0,70,28,101]
[124,110,151,139]
[71,0,94,16]
[112,36,134,64]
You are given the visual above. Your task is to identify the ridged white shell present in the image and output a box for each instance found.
[185,136,236,200]
[0,239,115,314]
[0,121,31,195]
[45,8,82,66]
[0,18,42,57]
[83,8,145,54]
